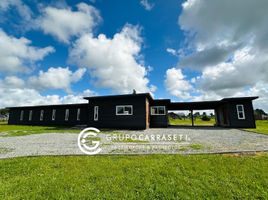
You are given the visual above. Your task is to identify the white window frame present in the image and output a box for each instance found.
[52,109,56,121]
[77,108,81,121]
[40,110,44,121]
[20,110,24,121]
[150,106,166,115]
[65,109,69,121]
[29,110,33,121]
[94,106,98,121]
[236,104,245,120]
[116,105,133,115]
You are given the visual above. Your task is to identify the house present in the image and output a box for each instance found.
[7,93,258,129]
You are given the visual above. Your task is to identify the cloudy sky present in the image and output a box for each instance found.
[0,0,267,112]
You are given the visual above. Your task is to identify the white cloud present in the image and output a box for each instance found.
[165,68,193,100]
[0,77,96,108]
[140,0,154,11]
[0,29,54,73]
[69,24,155,94]
[174,0,268,111]
[28,67,86,93]
[166,48,178,56]
[0,0,32,22]
[38,3,101,43]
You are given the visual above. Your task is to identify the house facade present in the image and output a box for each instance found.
[7,93,258,129]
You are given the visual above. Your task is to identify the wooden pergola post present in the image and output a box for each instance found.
[190,109,194,126]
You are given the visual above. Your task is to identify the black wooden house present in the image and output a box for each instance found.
[7,93,258,129]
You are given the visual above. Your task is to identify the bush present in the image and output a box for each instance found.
[201,115,210,121]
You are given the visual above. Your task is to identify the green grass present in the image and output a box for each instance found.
[169,117,215,126]
[245,120,268,135]
[0,154,267,199]
[0,122,80,136]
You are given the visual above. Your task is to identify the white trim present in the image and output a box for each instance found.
[150,106,166,115]
[236,104,245,120]
[94,106,98,121]
[77,108,81,121]
[65,109,69,121]
[40,110,44,121]
[116,105,133,115]
[29,110,33,121]
[52,109,56,121]
[20,110,24,121]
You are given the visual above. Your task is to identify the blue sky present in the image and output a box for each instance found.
[0,0,268,111]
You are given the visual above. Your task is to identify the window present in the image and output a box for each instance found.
[236,105,245,120]
[52,109,56,121]
[20,110,24,121]
[94,106,98,121]
[40,110,44,121]
[65,109,69,121]
[77,108,81,121]
[116,105,133,115]
[151,106,166,115]
[29,110,33,121]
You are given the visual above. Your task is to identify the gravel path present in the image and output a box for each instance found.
[1,128,268,158]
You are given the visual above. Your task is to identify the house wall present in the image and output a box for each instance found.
[150,115,168,128]
[8,104,89,126]
[86,96,147,129]
[149,104,169,128]
[227,101,256,128]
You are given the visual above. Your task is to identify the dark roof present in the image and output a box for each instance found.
[7,103,88,109]
[221,96,258,102]
[168,96,258,110]
[84,93,154,101]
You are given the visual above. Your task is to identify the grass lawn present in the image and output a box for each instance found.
[245,120,268,135]
[169,117,216,126]
[0,154,267,199]
[0,121,80,136]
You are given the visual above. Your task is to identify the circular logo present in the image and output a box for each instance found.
[77,127,102,155]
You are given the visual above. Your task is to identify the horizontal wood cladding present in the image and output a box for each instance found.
[150,115,168,128]
[8,104,89,126]
[227,101,256,128]
[87,95,147,129]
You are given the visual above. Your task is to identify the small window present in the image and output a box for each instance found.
[52,109,56,121]
[77,108,81,121]
[151,106,166,115]
[94,106,98,121]
[116,105,133,115]
[29,110,33,121]
[65,109,69,121]
[20,110,24,121]
[40,110,44,121]
[236,105,245,120]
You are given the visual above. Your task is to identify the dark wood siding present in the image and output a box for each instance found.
[87,96,147,129]
[227,101,256,128]
[8,104,89,126]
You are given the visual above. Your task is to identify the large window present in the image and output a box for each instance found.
[151,106,166,115]
[20,110,24,121]
[236,105,245,120]
[65,109,69,121]
[40,110,44,121]
[52,109,56,121]
[77,108,81,121]
[29,110,33,121]
[116,105,133,115]
[94,106,98,121]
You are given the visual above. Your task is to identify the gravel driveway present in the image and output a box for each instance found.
[1,127,268,158]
